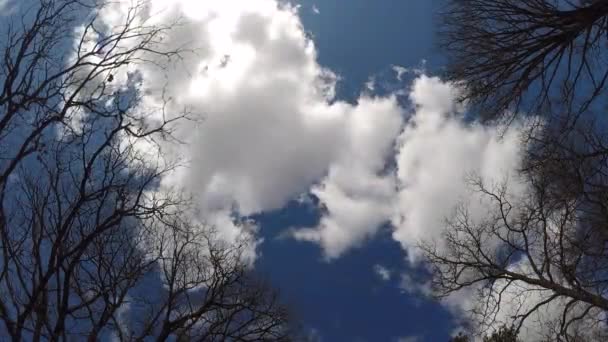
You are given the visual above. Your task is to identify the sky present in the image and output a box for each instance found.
[0,0,543,340]
[94,0,525,340]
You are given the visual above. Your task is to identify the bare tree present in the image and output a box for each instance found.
[0,0,294,340]
[441,0,608,121]
[450,325,520,342]
[432,1,608,339]
[422,121,608,340]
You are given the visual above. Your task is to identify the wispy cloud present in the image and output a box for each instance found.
[373,264,392,281]
[397,336,422,342]
[0,0,17,16]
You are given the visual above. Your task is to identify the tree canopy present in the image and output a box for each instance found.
[432,0,608,340]
[0,0,294,340]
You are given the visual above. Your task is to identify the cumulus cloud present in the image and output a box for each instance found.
[391,75,525,262]
[284,73,546,335]
[93,0,406,260]
[290,74,526,261]
[385,79,603,339]
[139,0,405,218]
[290,95,403,259]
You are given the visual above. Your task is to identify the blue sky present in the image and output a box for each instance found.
[294,0,443,101]
[255,201,454,341]
[2,0,530,340]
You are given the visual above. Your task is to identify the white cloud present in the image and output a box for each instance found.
[391,75,525,263]
[312,5,320,14]
[290,95,403,259]
[364,76,376,92]
[391,65,410,81]
[373,264,392,281]
[92,0,406,261]
[138,0,404,220]
[384,79,604,338]
[289,75,526,262]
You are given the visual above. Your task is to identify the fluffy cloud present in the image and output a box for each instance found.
[290,95,403,259]
[95,0,406,260]
[291,74,526,261]
[135,0,404,217]
[391,76,525,262]
[93,0,530,306]
[387,78,604,339]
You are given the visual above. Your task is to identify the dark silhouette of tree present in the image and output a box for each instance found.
[450,325,520,342]
[0,0,294,340]
[434,1,608,340]
[441,0,608,121]
[483,326,519,342]
[423,122,608,340]
[450,332,471,342]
